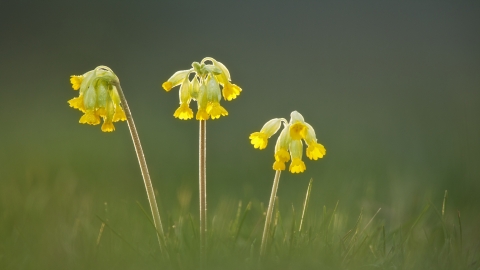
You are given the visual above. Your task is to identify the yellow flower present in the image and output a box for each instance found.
[162,70,190,92]
[79,111,101,125]
[250,132,269,149]
[290,122,307,140]
[174,103,194,120]
[272,146,289,171]
[196,84,209,120]
[113,107,127,122]
[101,121,115,132]
[304,122,326,160]
[111,87,127,122]
[274,148,290,162]
[288,139,305,173]
[196,108,209,120]
[249,118,283,150]
[222,83,242,101]
[272,125,291,170]
[162,57,241,120]
[211,59,242,101]
[68,66,126,132]
[289,111,308,140]
[306,142,326,160]
[207,102,228,119]
[204,76,229,119]
[162,82,173,91]
[250,111,325,173]
[273,160,286,171]
[289,158,306,173]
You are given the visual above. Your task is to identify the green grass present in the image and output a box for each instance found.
[1,172,478,270]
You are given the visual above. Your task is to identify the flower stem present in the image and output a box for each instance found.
[199,120,207,268]
[113,81,166,255]
[260,170,281,258]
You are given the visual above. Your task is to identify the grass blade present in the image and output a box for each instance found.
[233,201,252,249]
[95,215,140,255]
[457,210,463,250]
[327,201,339,232]
[404,203,430,245]
[359,208,381,236]
[382,225,386,257]
[232,201,243,234]
[289,204,296,255]
[299,178,313,232]
[136,201,157,233]
[189,213,198,239]
[442,190,448,221]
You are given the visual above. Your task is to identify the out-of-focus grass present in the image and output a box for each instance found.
[1,166,478,270]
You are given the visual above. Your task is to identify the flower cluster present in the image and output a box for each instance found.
[249,111,326,173]
[68,66,126,132]
[162,57,242,120]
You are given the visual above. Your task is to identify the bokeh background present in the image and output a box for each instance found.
[1,0,479,268]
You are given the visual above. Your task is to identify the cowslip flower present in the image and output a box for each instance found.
[67,65,167,254]
[162,57,242,120]
[250,111,326,173]
[162,58,242,263]
[68,66,126,132]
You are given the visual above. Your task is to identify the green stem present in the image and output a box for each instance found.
[260,170,281,258]
[199,120,207,268]
[113,81,166,254]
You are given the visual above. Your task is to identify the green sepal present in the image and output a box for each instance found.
[204,65,222,75]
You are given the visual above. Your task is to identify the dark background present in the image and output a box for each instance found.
[1,0,479,234]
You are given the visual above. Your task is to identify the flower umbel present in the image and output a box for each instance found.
[68,66,126,132]
[250,111,326,173]
[162,57,242,120]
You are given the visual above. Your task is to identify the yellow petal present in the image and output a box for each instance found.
[207,102,228,119]
[113,107,127,122]
[274,148,290,162]
[162,81,173,91]
[79,111,101,125]
[174,103,194,120]
[273,161,286,171]
[196,108,210,120]
[222,83,242,101]
[68,95,85,112]
[289,122,307,140]
[306,142,326,160]
[96,107,107,118]
[289,158,306,173]
[101,121,115,132]
[70,75,83,90]
[249,132,269,149]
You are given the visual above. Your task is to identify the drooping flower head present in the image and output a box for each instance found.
[249,111,326,173]
[162,57,242,120]
[68,66,127,132]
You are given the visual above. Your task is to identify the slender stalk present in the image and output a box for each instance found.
[260,170,282,258]
[113,81,166,254]
[199,119,207,268]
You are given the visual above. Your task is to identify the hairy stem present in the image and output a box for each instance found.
[260,170,281,258]
[113,81,166,254]
[199,120,207,268]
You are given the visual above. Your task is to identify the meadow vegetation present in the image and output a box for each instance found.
[1,168,478,269]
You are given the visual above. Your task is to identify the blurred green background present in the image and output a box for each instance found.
[0,0,479,268]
